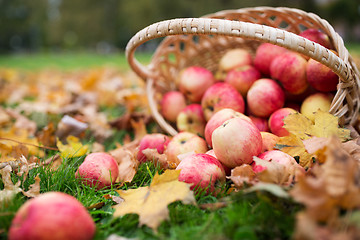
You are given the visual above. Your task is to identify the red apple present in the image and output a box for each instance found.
[176,104,206,137]
[205,149,232,176]
[178,66,215,103]
[306,58,338,92]
[270,52,308,95]
[160,91,187,122]
[212,117,263,168]
[201,82,245,121]
[247,78,285,118]
[137,133,170,163]
[176,153,226,193]
[268,108,298,137]
[204,108,251,148]
[260,132,280,153]
[224,65,261,96]
[218,48,252,74]
[249,116,270,132]
[253,43,289,76]
[299,28,333,49]
[76,152,119,190]
[300,93,333,121]
[8,192,95,240]
[165,132,208,165]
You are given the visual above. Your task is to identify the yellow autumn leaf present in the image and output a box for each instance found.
[56,135,89,158]
[113,169,196,230]
[278,110,350,168]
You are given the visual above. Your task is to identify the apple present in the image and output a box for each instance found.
[299,28,333,49]
[165,131,208,165]
[160,91,187,122]
[300,93,333,121]
[137,133,170,163]
[176,104,206,137]
[224,65,261,96]
[205,149,232,176]
[253,43,289,76]
[247,78,285,118]
[76,152,119,190]
[8,192,95,240]
[270,52,309,95]
[249,116,270,132]
[178,66,215,103]
[201,82,245,121]
[176,153,226,193]
[204,108,251,147]
[268,108,298,137]
[212,117,263,168]
[260,132,280,153]
[306,58,338,92]
[218,48,252,75]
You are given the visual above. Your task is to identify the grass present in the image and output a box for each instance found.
[0,154,300,240]
[0,51,152,71]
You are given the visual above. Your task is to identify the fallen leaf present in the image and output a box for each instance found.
[113,169,196,230]
[56,135,89,158]
[244,182,290,199]
[130,118,147,141]
[278,110,350,167]
[22,174,41,198]
[228,164,257,189]
[199,201,228,210]
[342,137,360,166]
[253,157,293,186]
[141,149,177,169]
[56,115,88,142]
[0,165,22,204]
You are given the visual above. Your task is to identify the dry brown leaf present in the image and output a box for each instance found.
[228,164,257,189]
[141,149,177,169]
[130,118,147,141]
[291,136,360,223]
[36,122,57,147]
[0,165,22,204]
[113,170,196,230]
[342,137,360,166]
[22,174,41,198]
[253,157,292,186]
[109,141,140,183]
[5,108,37,136]
[43,154,63,171]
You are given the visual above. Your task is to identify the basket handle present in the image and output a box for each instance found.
[125,17,355,85]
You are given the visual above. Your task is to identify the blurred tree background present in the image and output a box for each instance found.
[0,0,359,54]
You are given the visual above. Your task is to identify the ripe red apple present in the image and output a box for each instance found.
[212,117,263,168]
[176,104,206,137]
[253,43,289,76]
[260,132,280,153]
[205,149,232,176]
[176,153,226,193]
[249,116,270,132]
[268,108,298,137]
[201,82,245,121]
[300,93,333,121]
[178,66,215,103]
[137,133,170,163]
[247,78,285,118]
[76,152,119,190]
[270,52,308,95]
[306,58,338,92]
[299,28,333,49]
[224,65,261,96]
[204,108,251,148]
[160,91,187,122]
[218,48,252,74]
[165,131,208,165]
[8,192,95,240]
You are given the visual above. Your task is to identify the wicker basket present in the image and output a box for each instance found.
[126,7,360,136]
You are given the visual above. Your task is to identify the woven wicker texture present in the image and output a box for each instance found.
[126,7,360,136]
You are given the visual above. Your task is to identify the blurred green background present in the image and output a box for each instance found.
[0,0,359,55]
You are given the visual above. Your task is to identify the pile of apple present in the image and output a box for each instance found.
[135,28,339,193]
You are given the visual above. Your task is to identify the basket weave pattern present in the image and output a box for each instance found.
[126,7,360,135]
